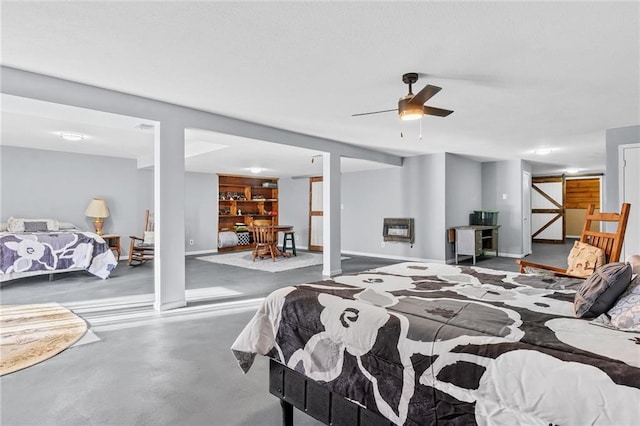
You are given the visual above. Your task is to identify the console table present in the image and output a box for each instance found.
[454,225,500,265]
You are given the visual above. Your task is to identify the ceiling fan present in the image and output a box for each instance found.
[353,72,454,121]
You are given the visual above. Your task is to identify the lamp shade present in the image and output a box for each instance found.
[85,198,110,218]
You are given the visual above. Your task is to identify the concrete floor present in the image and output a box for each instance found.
[0,244,573,425]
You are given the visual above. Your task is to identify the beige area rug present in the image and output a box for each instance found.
[197,251,349,273]
[0,303,88,376]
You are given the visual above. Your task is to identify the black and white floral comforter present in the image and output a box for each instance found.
[232,262,640,425]
[0,231,117,279]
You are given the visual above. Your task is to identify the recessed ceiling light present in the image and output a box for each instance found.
[250,167,262,174]
[534,147,552,155]
[566,168,580,174]
[58,132,85,142]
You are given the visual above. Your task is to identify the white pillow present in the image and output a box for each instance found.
[7,217,60,232]
[606,276,640,332]
[58,222,79,230]
[626,254,640,275]
[143,231,155,245]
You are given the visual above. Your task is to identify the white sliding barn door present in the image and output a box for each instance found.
[531,176,565,243]
[620,144,640,260]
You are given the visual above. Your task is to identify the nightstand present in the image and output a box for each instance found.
[102,234,121,260]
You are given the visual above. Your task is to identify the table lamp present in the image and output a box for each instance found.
[85,197,110,236]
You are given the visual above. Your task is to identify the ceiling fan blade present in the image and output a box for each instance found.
[423,106,454,117]
[352,108,398,117]
[409,84,442,106]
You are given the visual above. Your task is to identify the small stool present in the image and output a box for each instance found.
[282,231,296,256]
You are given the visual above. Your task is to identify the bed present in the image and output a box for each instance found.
[0,228,117,283]
[232,262,640,425]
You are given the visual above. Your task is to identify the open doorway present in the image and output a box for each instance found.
[308,176,323,251]
[565,176,602,238]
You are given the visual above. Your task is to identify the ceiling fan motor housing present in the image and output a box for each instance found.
[398,96,423,120]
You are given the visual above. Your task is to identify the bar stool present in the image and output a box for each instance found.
[282,231,296,256]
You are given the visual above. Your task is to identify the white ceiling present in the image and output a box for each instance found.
[1,1,638,177]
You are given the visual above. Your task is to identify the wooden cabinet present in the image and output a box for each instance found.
[218,174,278,252]
[454,225,499,265]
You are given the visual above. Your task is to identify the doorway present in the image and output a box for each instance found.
[565,176,602,238]
[308,176,323,251]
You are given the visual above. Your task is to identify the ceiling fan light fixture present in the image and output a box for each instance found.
[398,97,423,121]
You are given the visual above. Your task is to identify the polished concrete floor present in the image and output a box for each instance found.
[0,243,573,425]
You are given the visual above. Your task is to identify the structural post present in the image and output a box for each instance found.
[322,152,342,277]
[154,121,187,311]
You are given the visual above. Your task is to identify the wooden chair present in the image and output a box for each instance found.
[252,220,277,261]
[517,203,631,277]
[128,210,155,266]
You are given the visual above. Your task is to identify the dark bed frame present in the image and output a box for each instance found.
[269,359,392,426]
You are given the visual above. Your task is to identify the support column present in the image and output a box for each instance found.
[322,152,342,277]
[154,121,187,311]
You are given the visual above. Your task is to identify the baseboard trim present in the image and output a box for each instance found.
[445,252,524,264]
[323,269,342,277]
[340,250,445,264]
[186,249,218,256]
[153,299,187,312]
[499,252,525,259]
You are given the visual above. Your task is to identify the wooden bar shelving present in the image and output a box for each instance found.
[218,174,279,252]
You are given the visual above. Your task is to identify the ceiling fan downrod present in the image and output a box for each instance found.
[402,72,419,96]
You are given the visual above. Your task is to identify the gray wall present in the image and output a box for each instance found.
[1,144,537,261]
[481,159,529,257]
[341,165,407,258]
[278,177,310,249]
[0,146,140,255]
[0,146,220,256]
[605,125,639,212]
[444,153,482,261]
[341,153,455,262]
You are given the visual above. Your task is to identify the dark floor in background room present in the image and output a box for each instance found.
[0,243,573,425]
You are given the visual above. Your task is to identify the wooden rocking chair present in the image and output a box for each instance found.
[516,203,631,277]
[128,210,155,266]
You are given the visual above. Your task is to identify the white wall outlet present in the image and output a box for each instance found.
[341,203,344,210]
[502,193,507,200]
[295,234,299,241]
[381,241,385,248]
[189,239,194,245]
